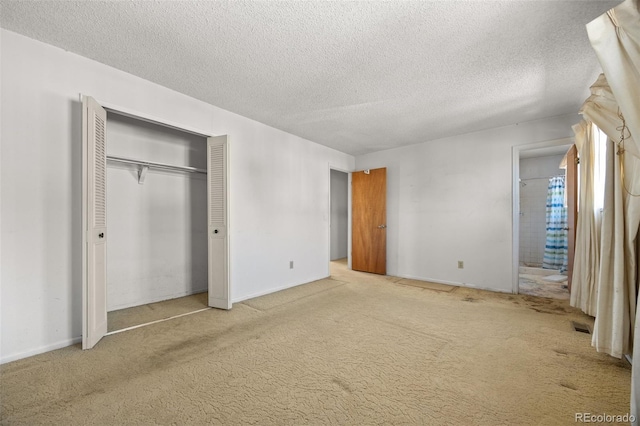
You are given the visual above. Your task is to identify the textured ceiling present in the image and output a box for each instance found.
[0,1,619,155]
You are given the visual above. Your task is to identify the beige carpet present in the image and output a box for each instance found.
[0,261,631,425]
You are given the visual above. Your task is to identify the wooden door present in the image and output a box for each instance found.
[352,168,387,274]
[207,135,231,310]
[566,145,578,291]
[82,96,108,349]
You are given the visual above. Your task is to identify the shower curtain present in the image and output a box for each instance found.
[542,176,568,271]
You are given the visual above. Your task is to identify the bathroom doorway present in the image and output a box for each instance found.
[513,139,574,299]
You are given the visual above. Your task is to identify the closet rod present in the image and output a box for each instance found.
[106,155,206,174]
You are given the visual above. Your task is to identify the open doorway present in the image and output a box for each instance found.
[330,169,349,272]
[512,138,575,299]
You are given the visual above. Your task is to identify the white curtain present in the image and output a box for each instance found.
[579,76,638,360]
[593,135,634,358]
[579,73,640,421]
[587,0,640,160]
[586,1,640,420]
[570,121,599,316]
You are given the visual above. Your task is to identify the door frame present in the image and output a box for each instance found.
[512,137,574,294]
[327,165,352,275]
[81,94,231,348]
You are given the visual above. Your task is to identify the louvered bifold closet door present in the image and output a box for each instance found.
[82,96,108,349]
[207,136,230,309]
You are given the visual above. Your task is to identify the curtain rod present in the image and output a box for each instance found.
[106,155,207,174]
[519,175,564,181]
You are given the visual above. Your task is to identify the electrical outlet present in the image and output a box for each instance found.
[458,261,464,269]
[290,261,294,269]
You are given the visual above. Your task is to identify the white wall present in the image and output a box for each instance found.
[519,154,565,267]
[330,169,348,260]
[106,114,208,311]
[0,30,354,363]
[355,114,577,292]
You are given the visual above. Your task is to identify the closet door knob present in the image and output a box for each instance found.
[98,233,104,238]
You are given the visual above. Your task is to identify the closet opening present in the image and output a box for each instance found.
[105,113,209,333]
[83,95,228,349]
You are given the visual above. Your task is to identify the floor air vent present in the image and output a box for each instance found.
[572,321,591,334]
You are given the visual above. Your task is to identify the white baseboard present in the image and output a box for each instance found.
[232,275,329,304]
[1,336,82,365]
[394,273,512,294]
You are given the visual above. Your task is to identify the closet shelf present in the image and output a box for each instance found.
[107,155,206,174]
[107,155,206,184]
